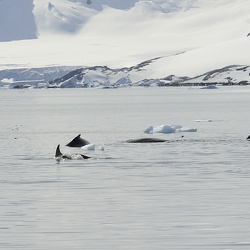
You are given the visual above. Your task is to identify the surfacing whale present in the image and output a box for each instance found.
[247,135,250,140]
[66,134,90,147]
[126,138,167,143]
[55,144,90,160]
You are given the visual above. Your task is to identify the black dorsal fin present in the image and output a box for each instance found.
[80,154,91,159]
[66,134,90,147]
[55,144,63,157]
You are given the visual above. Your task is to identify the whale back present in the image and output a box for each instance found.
[126,138,167,143]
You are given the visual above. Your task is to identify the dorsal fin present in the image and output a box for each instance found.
[66,134,90,147]
[55,144,63,157]
[80,154,91,159]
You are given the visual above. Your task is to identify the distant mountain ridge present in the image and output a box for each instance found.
[1,61,249,89]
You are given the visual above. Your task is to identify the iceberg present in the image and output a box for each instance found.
[154,125,176,134]
[143,124,197,134]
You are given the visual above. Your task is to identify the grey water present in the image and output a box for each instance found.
[1,86,250,249]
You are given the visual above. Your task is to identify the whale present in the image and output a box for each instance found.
[125,138,167,143]
[66,134,90,147]
[55,144,90,160]
[247,135,250,140]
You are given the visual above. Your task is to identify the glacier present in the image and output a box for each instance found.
[0,0,249,88]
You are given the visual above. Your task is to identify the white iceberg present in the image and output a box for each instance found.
[153,125,177,134]
[144,124,197,134]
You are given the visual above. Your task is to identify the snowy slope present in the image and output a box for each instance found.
[0,0,137,41]
[33,0,97,36]
[0,0,249,86]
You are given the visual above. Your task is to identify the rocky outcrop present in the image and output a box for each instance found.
[1,60,249,89]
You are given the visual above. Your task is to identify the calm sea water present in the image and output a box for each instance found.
[1,86,250,249]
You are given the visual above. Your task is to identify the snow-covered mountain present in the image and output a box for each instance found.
[0,0,249,88]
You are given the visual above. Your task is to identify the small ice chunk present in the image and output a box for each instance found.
[196,119,212,122]
[144,125,154,134]
[176,127,197,132]
[81,143,95,150]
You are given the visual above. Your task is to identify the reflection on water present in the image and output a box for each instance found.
[1,87,250,249]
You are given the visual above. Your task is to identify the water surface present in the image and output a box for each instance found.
[1,87,250,249]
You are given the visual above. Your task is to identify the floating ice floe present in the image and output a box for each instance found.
[176,127,197,133]
[143,124,197,134]
[195,119,212,122]
[154,125,177,134]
